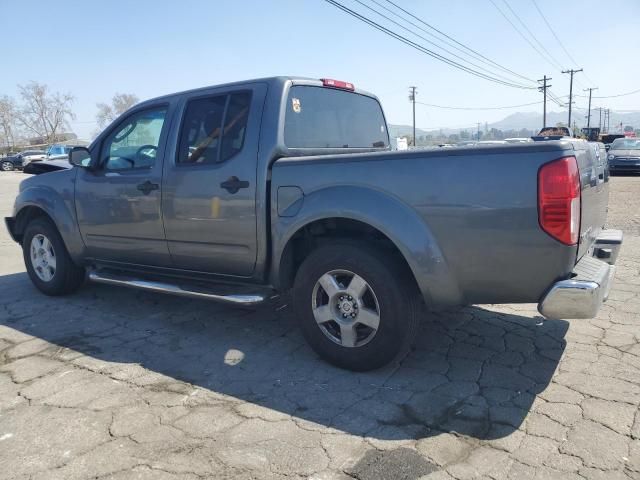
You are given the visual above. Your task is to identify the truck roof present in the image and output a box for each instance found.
[136,76,379,108]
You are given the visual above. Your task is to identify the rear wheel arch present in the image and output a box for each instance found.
[277,217,419,297]
[270,184,463,306]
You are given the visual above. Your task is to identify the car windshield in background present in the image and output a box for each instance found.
[284,85,388,149]
[611,138,640,150]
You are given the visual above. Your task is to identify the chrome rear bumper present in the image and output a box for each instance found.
[538,229,622,319]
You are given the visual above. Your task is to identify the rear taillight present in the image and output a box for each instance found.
[321,78,355,91]
[538,156,581,245]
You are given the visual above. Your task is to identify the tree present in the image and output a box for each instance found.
[96,93,139,129]
[15,82,75,144]
[0,96,18,150]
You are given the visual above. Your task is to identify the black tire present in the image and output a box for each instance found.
[22,217,86,296]
[1,161,14,172]
[292,242,421,371]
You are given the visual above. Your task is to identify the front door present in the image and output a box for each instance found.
[75,105,172,266]
[162,86,264,276]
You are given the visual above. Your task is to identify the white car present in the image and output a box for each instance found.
[20,150,47,165]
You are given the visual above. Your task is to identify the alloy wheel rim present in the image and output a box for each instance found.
[311,269,380,348]
[1,162,12,171]
[30,234,56,282]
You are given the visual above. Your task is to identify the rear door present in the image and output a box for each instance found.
[162,83,266,276]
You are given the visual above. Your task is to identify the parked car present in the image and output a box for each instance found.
[607,137,640,174]
[19,150,47,166]
[1,154,23,171]
[45,144,74,158]
[600,134,625,151]
[23,157,71,175]
[4,76,622,371]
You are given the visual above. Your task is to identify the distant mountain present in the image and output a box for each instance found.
[488,110,640,131]
[388,124,434,139]
[389,109,640,137]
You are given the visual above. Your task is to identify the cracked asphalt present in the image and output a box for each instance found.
[0,171,639,480]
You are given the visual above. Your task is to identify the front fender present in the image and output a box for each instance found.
[271,185,462,307]
[12,173,85,263]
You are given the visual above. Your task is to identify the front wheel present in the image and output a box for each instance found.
[22,218,86,296]
[292,243,421,371]
[1,161,14,171]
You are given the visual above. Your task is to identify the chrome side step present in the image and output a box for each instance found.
[88,270,267,305]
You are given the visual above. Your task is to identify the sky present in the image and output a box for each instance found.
[2,0,640,139]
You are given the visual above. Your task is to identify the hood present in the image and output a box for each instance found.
[609,149,640,157]
[23,158,72,175]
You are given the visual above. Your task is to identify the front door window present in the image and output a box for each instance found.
[101,107,168,171]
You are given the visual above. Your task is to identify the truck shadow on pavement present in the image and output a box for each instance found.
[0,272,568,441]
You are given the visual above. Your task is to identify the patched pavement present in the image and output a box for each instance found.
[0,171,639,480]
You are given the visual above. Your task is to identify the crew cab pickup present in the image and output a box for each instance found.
[5,77,622,371]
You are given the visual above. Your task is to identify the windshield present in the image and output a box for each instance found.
[284,85,388,149]
[611,138,640,150]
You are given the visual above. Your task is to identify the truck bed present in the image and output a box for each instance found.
[271,140,609,305]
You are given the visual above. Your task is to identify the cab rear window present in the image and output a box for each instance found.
[284,86,388,149]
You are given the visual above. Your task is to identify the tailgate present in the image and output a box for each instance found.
[576,142,609,259]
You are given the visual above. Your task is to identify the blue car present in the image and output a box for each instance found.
[1,154,23,171]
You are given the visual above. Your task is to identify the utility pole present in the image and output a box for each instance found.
[537,75,552,128]
[409,87,417,146]
[562,68,583,128]
[584,87,598,130]
[598,107,603,130]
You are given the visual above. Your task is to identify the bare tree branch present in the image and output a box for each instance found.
[96,93,139,129]
[15,82,75,144]
[0,96,18,150]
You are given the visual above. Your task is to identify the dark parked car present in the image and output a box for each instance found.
[1,154,23,171]
[5,76,622,371]
[607,137,640,174]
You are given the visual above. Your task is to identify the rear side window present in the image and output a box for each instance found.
[284,86,388,149]
[177,91,251,165]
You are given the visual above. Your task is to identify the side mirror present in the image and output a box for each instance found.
[605,144,611,151]
[69,147,92,168]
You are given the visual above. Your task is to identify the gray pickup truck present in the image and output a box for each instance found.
[5,76,622,371]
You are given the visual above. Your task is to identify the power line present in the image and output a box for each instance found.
[323,0,536,89]
[380,0,536,84]
[547,89,566,107]
[415,100,543,111]
[489,0,562,72]
[352,0,537,87]
[530,0,578,68]
[500,0,565,70]
[576,88,640,99]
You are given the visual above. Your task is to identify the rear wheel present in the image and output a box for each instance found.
[292,243,421,371]
[1,161,14,171]
[22,218,85,296]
